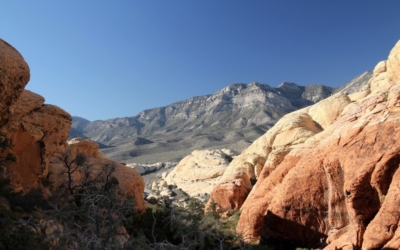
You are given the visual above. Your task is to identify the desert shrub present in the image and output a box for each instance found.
[52,151,138,250]
[129,199,260,250]
[0,225,49,250]
[55,186,137,250]
[0,206,49,250]
[8,188,50,213]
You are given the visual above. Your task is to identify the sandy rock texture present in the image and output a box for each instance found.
[207,107,325,211]
[163,149,237,197]
[232,40,400,249]
[0,39,71,190]
[67,137,106,158]
[50,139,145,211]
[0,39,30,126]
[0,39,145,211]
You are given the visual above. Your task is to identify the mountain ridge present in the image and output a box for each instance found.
[71,71,372,163]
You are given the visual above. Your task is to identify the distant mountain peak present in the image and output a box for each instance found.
[277,82,299,88]
[334,71,373,95]
[70,73,372,164]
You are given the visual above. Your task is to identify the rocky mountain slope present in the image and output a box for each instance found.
[206,40,400,249]
[72,72,372,164]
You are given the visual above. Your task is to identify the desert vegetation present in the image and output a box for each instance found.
[0,132,269,249]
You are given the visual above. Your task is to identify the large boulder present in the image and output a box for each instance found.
[67,137,106,158]
[164,149,236,197]
[387,40,400,85]
[0,39,30,126]
[0,40,71,191]
[0,39,145,212]
[308,92,351,129]
[207,109,323,211]
[234,40,400,249]
[0,89,72,190]
[369,60,389,94]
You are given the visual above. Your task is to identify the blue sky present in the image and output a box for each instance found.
[2,1,400,121]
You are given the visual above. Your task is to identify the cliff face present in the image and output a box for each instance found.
[72,73,371,164]
[210,40,400,249]
[0,39,144,210]
[0,39,71,190]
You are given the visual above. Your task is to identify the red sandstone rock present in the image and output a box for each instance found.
[206,171,252,212]
[49,139,145,211]
[0,39,145,212]
[67,137,106,158]
[0,39,30,126]
[234,40,400,249]
[1,90,72,190]
[207,110,323,211]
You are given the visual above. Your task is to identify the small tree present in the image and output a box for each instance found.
[52,150,137,250]
[56,185,136,250]
[56,149,87,196]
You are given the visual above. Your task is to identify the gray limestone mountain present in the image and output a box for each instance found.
[71,71,372,163]
[333,70,373,94]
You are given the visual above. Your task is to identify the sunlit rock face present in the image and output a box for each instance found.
[0,39,145,212]
[162,149,237,197]
[228,40,400,249]
[0,39,30,126]
[0,38,71,190]
[206,92,354,212]
[49,138,145,211]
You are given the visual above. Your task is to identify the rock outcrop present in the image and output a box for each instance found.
[127,162,176,175]
[0,39,145,211]
[207,109,325,211]
[0,39,30,126]
[67,137,106,158]
[49,138,145,211]
[0,39,72,190]
[226,40,400,249]
[207,93,354,212]
[162,149,237,197]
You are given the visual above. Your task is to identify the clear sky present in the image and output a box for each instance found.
[2,1,400,121]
